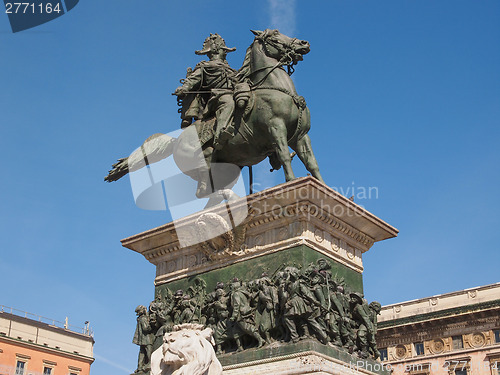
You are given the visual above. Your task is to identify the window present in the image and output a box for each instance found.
[406,363,431,375]
[380,348,388,361]
[43,367,52,375]
[67,365,81,375]
[486,354,499,375]
[453,335,464,350]
[494,330,500,343]
[415,342,425,356]
[492,361,500,375]
[15,361,25,375]
[447,357,470,375]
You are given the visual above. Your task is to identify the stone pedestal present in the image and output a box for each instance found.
[122,177,397,290]
[220,340,391,375]
[122,176,398,374]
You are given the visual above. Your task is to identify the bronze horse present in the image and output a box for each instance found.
[106,29,323,205]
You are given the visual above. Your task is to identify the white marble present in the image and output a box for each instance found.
[151,324,222,375]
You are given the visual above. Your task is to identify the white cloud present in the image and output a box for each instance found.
[268,0,296,36]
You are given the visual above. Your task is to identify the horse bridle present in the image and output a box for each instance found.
[253,32,302,81]
[262,35,300,68]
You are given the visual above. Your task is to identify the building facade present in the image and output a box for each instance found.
[377,283,500,375]
[0,307,94,375]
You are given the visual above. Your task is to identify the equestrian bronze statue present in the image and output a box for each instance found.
[106,29,323,205]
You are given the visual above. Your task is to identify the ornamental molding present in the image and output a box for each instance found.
[394,344,410,360]
[486,351,500,362]
[380,330,500,362]
[428,338,446,354]
[148,207,372,284]
[378,308,500,337]
[15,353,31,360]
[464,332,488,348]
[142,201,376,262]
[121,178,398,285]
[222,349,383,375]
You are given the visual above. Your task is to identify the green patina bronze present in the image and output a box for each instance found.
[133,248,381,364]
[156,245,363,295]
[106,29,323,206]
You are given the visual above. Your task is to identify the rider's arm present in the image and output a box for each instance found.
[175,66,203,95]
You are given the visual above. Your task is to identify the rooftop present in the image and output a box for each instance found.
[0,304,93,339]
[379,282,500,324]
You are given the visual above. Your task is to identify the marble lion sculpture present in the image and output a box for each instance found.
[150,323,223,375]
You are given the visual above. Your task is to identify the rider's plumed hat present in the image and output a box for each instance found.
[195,33,236,55]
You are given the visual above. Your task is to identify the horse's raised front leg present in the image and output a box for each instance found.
[292,134,324,183]
[269,120,296,181]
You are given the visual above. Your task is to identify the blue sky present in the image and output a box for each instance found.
[1,1,499,374]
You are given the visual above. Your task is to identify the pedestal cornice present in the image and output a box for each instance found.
[121,177,398,286]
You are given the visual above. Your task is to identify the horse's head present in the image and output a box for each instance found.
[251,29,310,65]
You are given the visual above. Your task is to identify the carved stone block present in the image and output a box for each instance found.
[121,177,398,286]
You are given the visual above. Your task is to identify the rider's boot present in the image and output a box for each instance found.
[214,124,234,150]
[213,94,235,150]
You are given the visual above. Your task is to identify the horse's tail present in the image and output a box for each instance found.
[105,133,177,182]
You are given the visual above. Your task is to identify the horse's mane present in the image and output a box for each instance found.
[236,42,254,81]
[237,30,272,82]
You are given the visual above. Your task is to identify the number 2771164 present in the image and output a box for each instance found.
[5,2,62,14]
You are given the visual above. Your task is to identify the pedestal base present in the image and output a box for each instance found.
[220,340,388,375]
[121,177,398,373]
